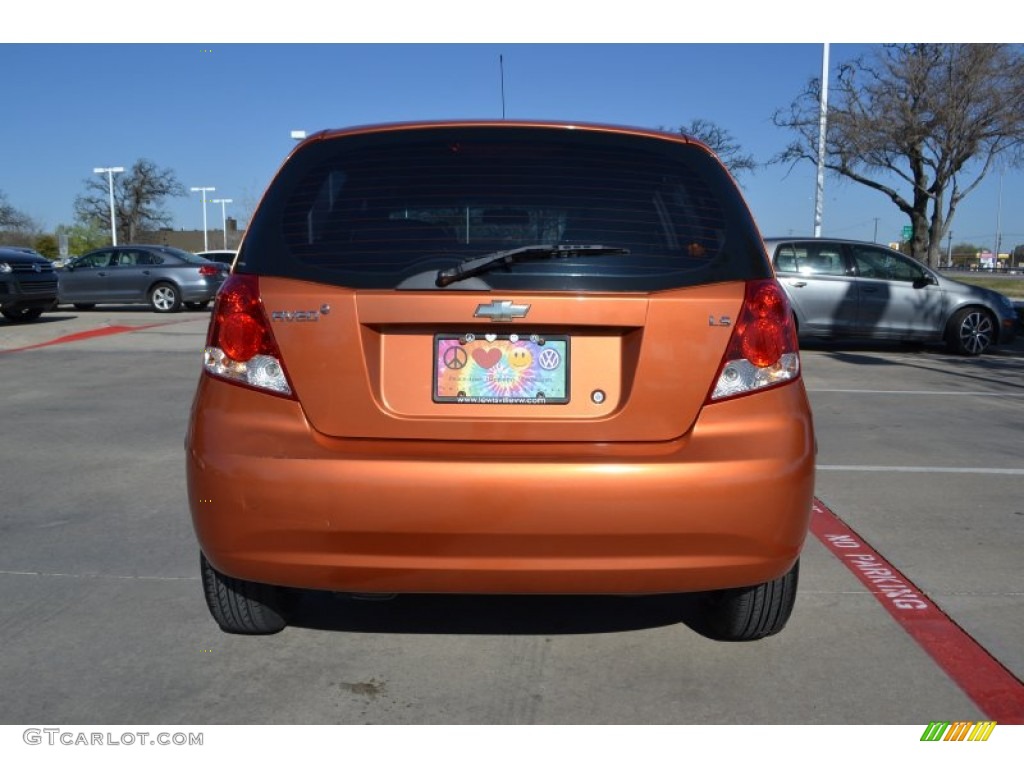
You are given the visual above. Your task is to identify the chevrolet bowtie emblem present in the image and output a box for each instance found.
[474,300,530,322]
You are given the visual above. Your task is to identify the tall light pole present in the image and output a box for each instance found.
[94,166,124,245]
[813,43,830,238]
[210,198,233,250]
[994,168,1004,264]
[190,186,216,251]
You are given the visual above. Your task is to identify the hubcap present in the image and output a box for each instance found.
[959,312,993,355]
[153,287,176,311]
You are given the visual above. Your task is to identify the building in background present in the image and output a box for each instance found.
[138,217,244,252]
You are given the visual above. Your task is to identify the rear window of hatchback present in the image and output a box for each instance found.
[239,124,770,292]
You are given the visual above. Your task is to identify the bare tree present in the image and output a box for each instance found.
[73,159,186,244]
[0,189,36,234]
[674,119,757,178]
[773,44,1024,267]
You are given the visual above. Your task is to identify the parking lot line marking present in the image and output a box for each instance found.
[0,569,197,581]
[811,498,1024,724]
[808,388,1024,397]
[0,319,200,354]
[818,465,1024,475]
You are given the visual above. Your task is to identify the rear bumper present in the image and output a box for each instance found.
[186,377,816,595]
[180,279,224,303]
[998,312,1018,344]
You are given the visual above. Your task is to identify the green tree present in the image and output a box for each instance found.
[951,241,982,267]
[773,44,1024,268]
[33,234,59,259]
[57,221,110,255]
[73,159,186,244]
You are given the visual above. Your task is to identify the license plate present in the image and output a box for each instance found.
[433,333,570,404]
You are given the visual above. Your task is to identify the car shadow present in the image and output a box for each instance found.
[48,305,210,314]
[1,314,79,327]
[801,337,1024,391]
[280,589,721,639]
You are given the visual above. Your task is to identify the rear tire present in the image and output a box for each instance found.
[701,560,799,642]
[200,553,287,635]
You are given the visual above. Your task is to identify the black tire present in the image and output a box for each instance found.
[184,300,210,311]
[1,306,44,322]
[200,553,287,635]
[149,282,182,313]
[73,303,96,310]
[702,560,799,642]
[945,307,995,356]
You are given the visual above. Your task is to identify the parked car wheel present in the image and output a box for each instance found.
[1,306,44,322]
[200,553,287,635]
[185,300,210,311]
[149,282,182,313]
[73,303,96,310]
[701,560,799,642]
[946,307,995,356]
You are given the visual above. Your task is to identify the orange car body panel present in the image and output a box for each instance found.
[186,361,815,595]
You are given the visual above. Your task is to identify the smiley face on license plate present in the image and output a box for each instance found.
[433,333,569,404]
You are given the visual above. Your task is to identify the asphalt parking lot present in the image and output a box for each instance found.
[1,307,1022,725]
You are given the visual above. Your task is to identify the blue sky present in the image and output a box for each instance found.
[3,13,1020,254]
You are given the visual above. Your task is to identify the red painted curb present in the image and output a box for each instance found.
[811,498,1024,724]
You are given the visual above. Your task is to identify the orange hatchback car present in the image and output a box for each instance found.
[186,120,816,640]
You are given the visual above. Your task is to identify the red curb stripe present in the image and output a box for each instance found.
[1,320,195,354]
[811,498,1024,724]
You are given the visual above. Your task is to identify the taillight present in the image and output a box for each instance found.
[709,280,800,402]
[198,265,220,276]
[203,275,293,397]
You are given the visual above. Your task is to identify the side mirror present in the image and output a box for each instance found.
[912,275,935,289]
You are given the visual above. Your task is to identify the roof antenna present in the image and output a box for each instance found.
[499,54,506,119]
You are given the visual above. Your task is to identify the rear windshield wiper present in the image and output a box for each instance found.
[435,244,629,287]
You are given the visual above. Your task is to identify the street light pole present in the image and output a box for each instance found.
[190,186,216,251]
[210,198,233,250]
[94,166,124,245]
[994,168,1004,264]
[812,43,830,238]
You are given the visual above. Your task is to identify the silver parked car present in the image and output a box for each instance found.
[58,245,228,313]
[764,237,1018,355]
